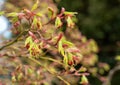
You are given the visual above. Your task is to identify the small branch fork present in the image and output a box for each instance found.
[0,17,54,51]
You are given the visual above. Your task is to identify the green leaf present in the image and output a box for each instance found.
[55,17,62,28]
[66,16,74,27]
[89,40,98,52]
[31,0,39,11]
[27,68,34,74]
[48,7,54,19]
[28,43,35,51]
[58,39,64,56]
[34,43,41,52]
[31,16,37,28]
[63,40,74,47]
[81,36,87,43]
[103,64,110,71]
[17,73,23,81]
[79,67,87,72]
[80,75,88,84]
[33,16,37,24]
[64,11,78,16]
[68,53,73,61]
[36,12,43,17]
[25,36,33,46]
[12,76,16,82]
[0,11,5,16]
[99,68,104,75]
[7,12,18,17]
[63,53,68,66]
[11,17,18,23]
[115,55,120,61]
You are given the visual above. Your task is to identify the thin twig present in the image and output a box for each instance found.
[42,18,55,26]
[28,56,71,85]
[102,64,120,85]
[39,56,70,68]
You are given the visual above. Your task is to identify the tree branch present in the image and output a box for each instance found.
[102,64,120,85]
[0,31,27,51]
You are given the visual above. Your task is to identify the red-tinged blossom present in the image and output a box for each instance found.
[73,56,79,61]
[18,13,25,20]
[26,43,30,49]
[13,21,20,28]
[68,60,73,66]
[28,31,36,39]
[62,44,68,48]
[67,48,80,53]
[34,39,39,43]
